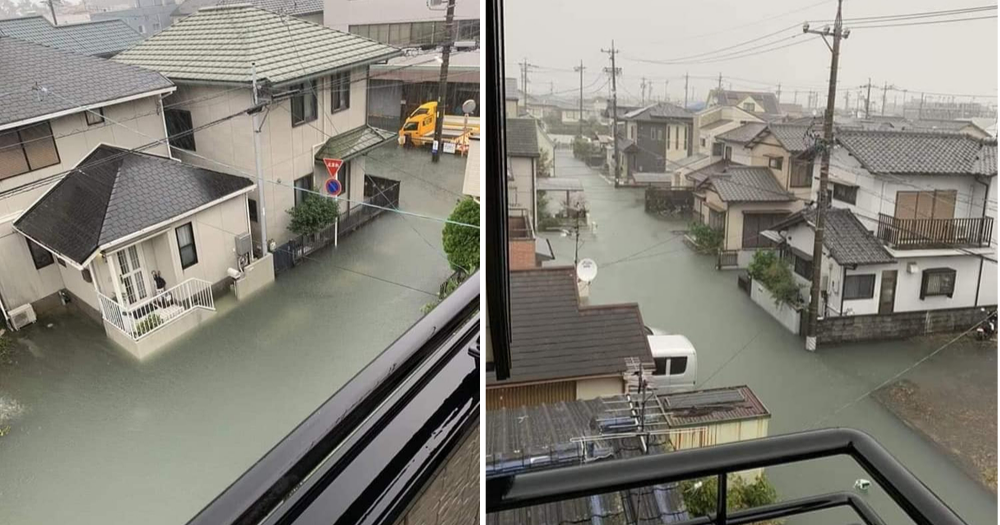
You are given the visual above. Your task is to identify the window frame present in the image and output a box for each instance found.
[843,273,876,301]
[790,158,812,188]
[294,174,314,207]
[175,222,199,269]
[26,238,54,270]
[767,156,783,170]
[0,121,61,179]
[742,212,787,249]
[85,107,105,126]
[832,182,858,205]
[248,198,259,223]
[921,268,956,299]
[164,109,196,151]
[330,70,351,113]
[669,356,688,375]
[290,80,318,127]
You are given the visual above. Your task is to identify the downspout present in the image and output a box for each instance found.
[974,175,991,307]
[159,95,172,160]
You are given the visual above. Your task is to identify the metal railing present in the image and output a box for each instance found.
[877,213,993,248]
[97,278,215,341]
[486,428,966,525]
[717,250,739,269]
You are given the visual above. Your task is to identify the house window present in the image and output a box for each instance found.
[843,274,876,300]
[291,80,318,127]
[683,127,688,150]
[26,238,54,269]
[724,145,732,160]
[248,198,258,222]
[153,22,160,32]
[767,156,783,170]
[164,109,196,151]
[138,24,146,34]
[331,71,350,113]
[921,268,956,299]
[457,19,480,41]
[176,222,198,269]
[832,182,858,205]
[742,212,788,248]
[712,142,724,156]
[793,253,811,279]
[895,190,956,220]
[294,174,313,207]
[709,209,725,231]
[743,102,755,111]
[339,161,352,200]
[0,122,60,179]
[86,107,105,126]
[790,159,812,188]
[675,126,680,150]
[701,138,707,147]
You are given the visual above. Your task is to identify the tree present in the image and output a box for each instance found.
[680,474,780,524]
[287,194,339,237]
[537,149,552,178]
[442,198,479,274]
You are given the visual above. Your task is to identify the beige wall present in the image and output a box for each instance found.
[508,156,535,223]
[169,68,369,246]
[575,376,624,400]
[58,262,98,312]
[747,137,812,201]
[0,217,64,310]
[505,100,519,117]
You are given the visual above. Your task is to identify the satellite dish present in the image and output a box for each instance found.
[577,258,598,283]
[462,99,477,115]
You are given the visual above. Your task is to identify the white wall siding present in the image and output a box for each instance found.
[509,156,535,223]
[0,219,64,310]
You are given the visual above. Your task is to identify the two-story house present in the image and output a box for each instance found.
[766,129,997,323]
[505,118,541,226]
[0,15,143,57]
[114,5,402,253]
[0,38,175,327]
[621,102,694,175]
[706,89,782,120]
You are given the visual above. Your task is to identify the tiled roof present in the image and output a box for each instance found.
[707,166,793,202]
[91,5,179,36]
[685,159,733,185]
[973,142,997,175]
[661,385,770,427]
[770,207,896,265]
[837,129,997,176]
[616,134,638,153]
[485,267,652,386]
[504,118,540,157]
[313,125,396,161]
[716,122,767,144]
[486,397,689,525]
[114,5,399,85]
[172,0,323,18]
[758,123,813,154]
[711,89,781,114]
[623,102,693,121]
[0,15,142,57]
[15,145,253,265]
[0,38,174,127]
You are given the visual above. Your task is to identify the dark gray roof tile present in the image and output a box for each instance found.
[623,102,693,121]
[716,122,767,144]
[707,166,793,202]
[837,129,996,176]
[0,16,142,56]
[770,207,895,265]
[505,118,540,157]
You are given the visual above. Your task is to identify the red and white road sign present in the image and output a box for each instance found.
[323,158,344,178]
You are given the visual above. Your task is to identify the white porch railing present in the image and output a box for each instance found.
[97,278,215,341]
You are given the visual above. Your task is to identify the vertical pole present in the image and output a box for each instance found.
[575,60,586,137]
[604,40,621,188]
[48,0,58,25]
[777,82,782,103]
[919,92,925,120]
[806,0,844,352]
[881,82,888,116]
[865,78,872,118]
[684,72,689,108]
[251,63,268,256]
[431,0,456,163]
[716,473,728,525]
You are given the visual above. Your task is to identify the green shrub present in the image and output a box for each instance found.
[748,250,803,306]
[443,198,480,274]
[287,194,340,237]
[680,474,780,524]
[134,313,163,337]
[689,221,724,253]
[0,334,12,365]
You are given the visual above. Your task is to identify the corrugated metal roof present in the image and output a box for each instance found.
[0,15,142,57]
[0,37,174,127]
[114,5,399,84]
[661,385,770,427]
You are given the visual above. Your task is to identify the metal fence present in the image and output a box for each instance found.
[877,213,993,248]
[97,278,215,340]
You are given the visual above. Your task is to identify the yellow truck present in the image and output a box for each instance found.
[398,101,481,151]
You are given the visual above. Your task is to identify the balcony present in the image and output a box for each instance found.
[97,278,216,359]
[877,213,994,249]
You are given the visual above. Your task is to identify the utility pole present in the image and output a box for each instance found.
[602,41,621,188]
[664,80,669,103]
[864,78,872,118]
[777,83,782,102]
[803,0,849,352]
[844,90,850,113]
[575,60,586,136]
[48,0,58,25]
[250,63,267,257]
[430,0,456,163]
[794,90,798,104]
[640,77,647,104]
[684,72,689,108]
[919,92,925,119]
[881,81,888,116]
[717,73,723,100]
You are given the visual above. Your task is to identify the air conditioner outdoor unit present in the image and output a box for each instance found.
[8,304,37,331]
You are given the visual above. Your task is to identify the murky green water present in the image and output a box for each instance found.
[543,151,996,525]
[0,148,468,525]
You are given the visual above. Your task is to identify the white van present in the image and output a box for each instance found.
[646,335,698,393]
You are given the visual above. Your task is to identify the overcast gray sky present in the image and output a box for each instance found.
[503,0,998,109]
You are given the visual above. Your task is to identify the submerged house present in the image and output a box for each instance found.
[14,146,256,358]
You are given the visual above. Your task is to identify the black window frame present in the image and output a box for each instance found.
[175,222,199,269]
[290,80,318,127]
[85,107,105,126]
[164,108,196,151]
[793,253,811,279]
[833,182,858,205]
[330,71,351,113]
[26,238,54,269]
[0,121,61,179]
[843,273,876,300]
[767,155,783,170]
[294,174,314,207]
[669,356,688,375]
[248,198,259,223]
[921,267,956,299]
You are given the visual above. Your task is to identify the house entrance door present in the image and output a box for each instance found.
[115,245,150,306]
[879,270,897,314]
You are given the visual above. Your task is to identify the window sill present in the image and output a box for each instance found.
[330,106,350,115]
[292,117,319,128]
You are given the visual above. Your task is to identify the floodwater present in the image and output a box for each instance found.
[543,150,996,525]
[0,147,469,525]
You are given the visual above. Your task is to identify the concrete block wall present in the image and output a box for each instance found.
[816,306,993,346]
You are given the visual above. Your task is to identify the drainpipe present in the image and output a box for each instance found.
[974,176,991,307]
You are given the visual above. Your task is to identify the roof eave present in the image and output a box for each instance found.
[0,85,176,132]
[270,48,404,88]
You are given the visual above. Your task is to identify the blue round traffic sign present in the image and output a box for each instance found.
[325,178,342,196]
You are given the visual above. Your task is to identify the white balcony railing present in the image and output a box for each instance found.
[97,278,215,341]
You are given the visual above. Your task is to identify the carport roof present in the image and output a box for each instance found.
[314,125,397,162]
[14,145,253,267]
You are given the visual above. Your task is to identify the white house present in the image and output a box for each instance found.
[0,37,175,327]
[114,5,403,251]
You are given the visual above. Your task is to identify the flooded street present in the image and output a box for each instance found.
[543,150,996,525]
[0,148,468,525]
